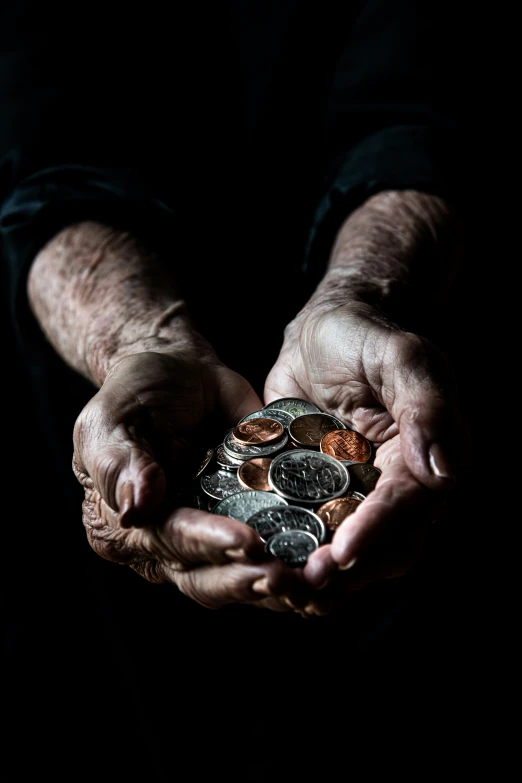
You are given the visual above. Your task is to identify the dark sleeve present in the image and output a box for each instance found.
[303,0,466,277]
[0,2,180,344]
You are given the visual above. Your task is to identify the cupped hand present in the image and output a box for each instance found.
[264,303,472,610]
[72,351,312,611]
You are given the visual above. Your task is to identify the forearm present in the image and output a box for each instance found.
[303,189,464,324]
[27,220,214,386]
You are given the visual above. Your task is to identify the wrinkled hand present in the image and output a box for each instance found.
[265,302,472,612]
[73,351,313,611]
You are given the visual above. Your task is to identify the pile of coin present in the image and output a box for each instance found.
[191,398,382,568]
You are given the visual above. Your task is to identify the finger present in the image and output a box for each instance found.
[300,520,428,616]
[73,393,167,526]
[384,333,472,491]
[165,508,314,605]
[303,542,338,589]
[82,492,266,566]
[154,507,269,564]
[329,454,436,568]
[331,523,427,595]
[131,530,312,609]
[136,559,286,608]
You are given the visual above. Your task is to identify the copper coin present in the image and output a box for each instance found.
[346,463,382,495]
[316,495,364,534]
[233,417,284,445]
[193,447,215,479]
[320,429,372,463]
[288,413,345,448]
[238,457,273,492]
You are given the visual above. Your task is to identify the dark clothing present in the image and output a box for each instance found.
[2,3,484,781]
[1,1,463,358]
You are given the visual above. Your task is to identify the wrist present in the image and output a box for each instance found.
[306,189,464,325]
[28,220,220,386]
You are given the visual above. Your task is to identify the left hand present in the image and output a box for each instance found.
[264,300,471,615]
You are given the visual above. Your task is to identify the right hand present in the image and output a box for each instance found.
[72,351,312,611]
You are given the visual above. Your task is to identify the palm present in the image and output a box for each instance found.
[264,304,465,601]
[265,307,402,444]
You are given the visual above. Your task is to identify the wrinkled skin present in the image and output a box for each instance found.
[264,302,472,614]
[73,352,314,612]
[73,302,471,617]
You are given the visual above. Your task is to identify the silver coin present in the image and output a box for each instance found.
[246,505,326,544]
[269,449,350,505]
[267,529,319,568]
[262,398,322,419]
[215,443,243,470]
[238,408,293,429]
[200,469,243,500]
[223,429,288,461]
[347,490,367,501]
[211,490,288,522]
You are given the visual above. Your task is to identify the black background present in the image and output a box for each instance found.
[3,3,511,781]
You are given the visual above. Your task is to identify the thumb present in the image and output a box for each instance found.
[73,391,167,529]
[387,337,472,491]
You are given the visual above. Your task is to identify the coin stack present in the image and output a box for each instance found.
[192,398,382,568]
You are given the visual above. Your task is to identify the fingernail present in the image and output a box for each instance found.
[429,444,456,482]
[252,577,270,596]
[339,557,357,571]
[226,547,265,564]
[119,482,136,527]
[224,547,247,561]
[119,482,134,515]
[282,596,299,610]
[304,602,332,617]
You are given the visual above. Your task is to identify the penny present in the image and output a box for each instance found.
[238,408,293,429]
[289,412,346,448]
[316,495,364,534]
[266,529,319,568]
[269,449,350,505]
[262,397,322,419]
[200,468,243,500]
[246,505,326,544]
[212,490,288,522]
[233,418,284,445]
[223,429,288,461]
[193,447,215,479]
[320,429,372,463]
[238,457,273,492]
[346,463,382,495]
